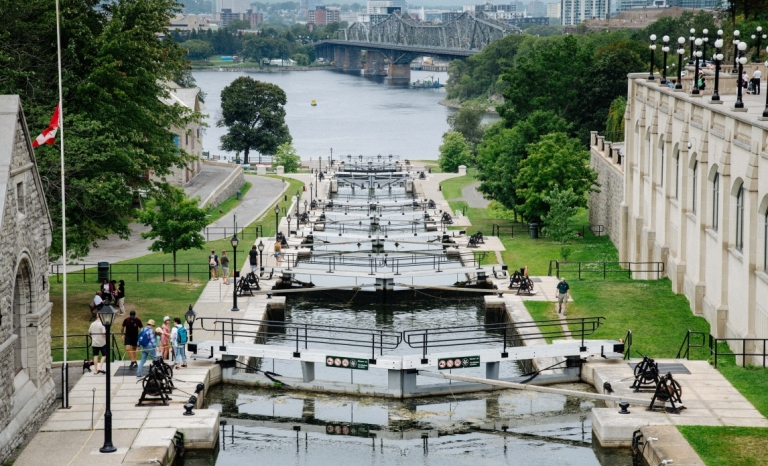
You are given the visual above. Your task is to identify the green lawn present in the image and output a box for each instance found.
[205,181,251,224]
[439,171,477,200]
[678,426,768,466]
[715,357,768,417]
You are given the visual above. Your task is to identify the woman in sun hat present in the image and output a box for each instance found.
[160,316,172,360]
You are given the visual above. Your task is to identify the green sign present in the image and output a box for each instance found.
[437,356,480,370]
[325,355,369,371]
[326,423,370,438]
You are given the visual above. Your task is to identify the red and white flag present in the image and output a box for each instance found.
[32,103,61,148]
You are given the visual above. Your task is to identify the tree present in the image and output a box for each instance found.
[273,142,301,173]
[605,96,626,142]
[447,101,486,152]
[137,186,207,278]
[541,187,581,260]
[181,39,214,59]
[515,132,599,223]
[226,19,251,30]
[217,76,292,164]
[438,132,472,173]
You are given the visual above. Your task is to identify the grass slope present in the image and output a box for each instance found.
[205,181,252,224]
[678,426,768,466]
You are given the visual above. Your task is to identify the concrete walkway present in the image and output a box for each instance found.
[414,172,472,227]
[184,163,234,205]
[449,181,489,208]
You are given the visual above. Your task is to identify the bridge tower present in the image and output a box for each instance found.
[363,51,387,76]
[332,46,362,73]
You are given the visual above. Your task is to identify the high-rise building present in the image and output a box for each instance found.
[526,0,547,16]
[441,11,461,23]
[308,5,340,24]
[220,8,263,27]
[561,0,608,25]
[546,2,561,18]
[216,0,250,13]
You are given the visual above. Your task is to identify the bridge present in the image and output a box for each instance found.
[315,11,518,81]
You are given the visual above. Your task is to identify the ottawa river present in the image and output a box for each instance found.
[193,69,458,162]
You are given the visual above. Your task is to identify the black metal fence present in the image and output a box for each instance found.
[278,250,487,274]
[203,225,263,241]
[491,223,605,238]
[50,262,213,283]
[547,260,665,280]
[51,333,124,362]
[709,335,768,368]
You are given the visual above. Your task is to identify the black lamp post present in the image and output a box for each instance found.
[676,37,685,90]
[733,30,741,73]
[712,32,724,102]
[330,147,333,167]
[230,234,239,312]
[295,191,300,217]
[274,205,280,239]
[648,34,657,80]
[757,27,766,62]
[257,240,265,273]
[287,214,292,233]
[702,29,709,63]
[661,36,670,84]
[689,28,696,65]
[315,170,319,196]
[310,182,313,204]
[98,298,117,453]
[692,38,702,94]
[304,199,308,214]
[736,41,747,109]
[184,305,196,342]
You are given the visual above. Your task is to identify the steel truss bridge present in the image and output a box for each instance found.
[315,11,518,80]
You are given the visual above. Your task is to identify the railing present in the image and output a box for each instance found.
[675,329,707,359]
[51,333,124,362]
[278,250,485,274]
[491,223,605,238]
[203,225,263,241]
[402,316,605,360]
[709,335,768,368]
[197,317,402,360]
[623,329,633,360]
[50,262,221,283]
[547,261,665,280]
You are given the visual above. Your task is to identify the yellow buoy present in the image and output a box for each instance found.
[311,100,317,106]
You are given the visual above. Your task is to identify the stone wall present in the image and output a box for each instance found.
[588,133,624,251]
[200,163,245,209]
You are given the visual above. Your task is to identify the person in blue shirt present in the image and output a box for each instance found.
[136,319,158,378]
[556,278,570,316]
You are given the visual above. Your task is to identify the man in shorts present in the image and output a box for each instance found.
[89,315,107,374]
[556,278,570,316]
[209,249,219,280]
[121,310,143,368]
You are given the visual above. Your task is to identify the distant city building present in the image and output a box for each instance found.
[515,1,527,14]
[615,0,717,12]
[308,5,340,24]
[170,14,211,31]
[368,0,392,13]
[463,2,516,13]
[441,11,461,22]
[220,8,263,27]
[215,0,250,14]
[546,2,561,18]
[507,16,549,25]
[561,0,608,25]
[526,0,547,16]
[301,0,323,11]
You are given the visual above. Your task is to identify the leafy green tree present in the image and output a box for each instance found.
[226,19,251,30]
[291,53,310,66]
[273,142,301,172]
[137,186,207,279]
[447,101,486,152]
[515,132,599,223]
[181,39,214,59]
[438,132,472,173]
[217,76,291,164]
[541,187,581,260]
[605,96,626,142]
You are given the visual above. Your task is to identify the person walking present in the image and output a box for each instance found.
[221,251,230,285]
[116,280,126,315]
[136,319,157,378]
[209,249,219,280]
[556,278,570,316]
[752,66,762,95]
[101,278,111,297]
[89,315,107,375]
[121,310,142,368]
[160,316,172,360]
[249,245,259,273]
[274,241,282,266]
[170,317,188,370]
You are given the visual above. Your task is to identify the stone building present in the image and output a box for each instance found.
[161,83,203,187]
[0,96,55,462]
[591,72,768,354]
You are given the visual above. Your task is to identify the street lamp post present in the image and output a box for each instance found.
[304,200,308,214]
[287,214,292,233]
[184,305,196,342]
[733,30,741,73]
[702,29,709,63]
[330,147,333,167]
[735,41,747,109]
[310,183,313,204]
[661,36,670,84]
[689,28,696,65]
[692,38,702,94]
[758,27,766,62]
[295,191,300,217]
[676,37,685,90]
[98,298,118,453]
[230,234,239,312]
[712,32,724,102]
[274,205,280,239]
[257,240,265,273]
[648,34,657,80]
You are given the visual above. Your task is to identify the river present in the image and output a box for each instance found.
[193,69,460,162]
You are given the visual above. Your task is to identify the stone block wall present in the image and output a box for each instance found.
[200,165,245,209]
[589,138,624,250]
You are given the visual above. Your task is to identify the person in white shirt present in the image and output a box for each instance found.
[93,292,103,309]
[89,316,107,374]
[752,67,762,95]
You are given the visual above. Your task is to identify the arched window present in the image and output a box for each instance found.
[736,186,744,251]
[675,151,680,200]
[13,261,32,373]
[712,173,719,231]
[692,161,698,214]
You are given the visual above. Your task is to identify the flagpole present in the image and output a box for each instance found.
[54,0,69,409]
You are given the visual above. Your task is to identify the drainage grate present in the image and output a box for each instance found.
[628,362,691,375]
[114,365,149,377]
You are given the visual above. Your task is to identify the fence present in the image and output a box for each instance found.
[491,223,605,238]
[51,333,123,362]
[547,260,665,280]
[204,225,263,241]
[50,262,216,283]
[709,335,768,368]
[278,250,487,274]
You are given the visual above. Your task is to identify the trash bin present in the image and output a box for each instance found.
[529,223,539,239]
[97,261,110,282]
[237,190,242,201]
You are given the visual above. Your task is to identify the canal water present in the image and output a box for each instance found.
[193,69,458,162]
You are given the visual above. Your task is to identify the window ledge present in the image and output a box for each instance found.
[686,212,697,222]
[728,247,744,263]
[705,228,718,240]
[756,271,768,286]
[669,198,679,208]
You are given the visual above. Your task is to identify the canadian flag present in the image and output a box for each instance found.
[32,103,61,148]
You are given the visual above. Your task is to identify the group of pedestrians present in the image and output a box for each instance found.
[208,245,270,284]
[90,279,126,315]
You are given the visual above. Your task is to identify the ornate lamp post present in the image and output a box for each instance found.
[286,214,292,234]
[304,199,308,214]
[758,27,766,62]
[712,32,724,102]
[184,305,197,341]
[257,240,265,273]
[735,41,747,109]
[274,205,280,239]
[230,234,239,312]
[98,298,118,453]
[648,35,657,80]
[702,29,709,63]
[733,30,741,73]
[689,28,696,65]
[309,182,313,204]
[661,36,670,84]
[676,37,685,90]
[692,38,702,94]
[295,191,300,217]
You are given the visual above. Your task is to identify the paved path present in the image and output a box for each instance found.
[415,173,472,227]
[184,163,234,204]
[458,182,490,208]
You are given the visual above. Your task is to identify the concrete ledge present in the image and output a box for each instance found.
[591,408,670,447]
[200,166,244,208]
[124,428,177,466]
[143,409,220,449]
[640,425,704,466]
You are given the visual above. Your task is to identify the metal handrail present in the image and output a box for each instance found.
[548,261,665,280]
[623,329,632,360]
[709,335,768,368]
[675,329,707,359]
[51,333,123,362]
[278,250,482,272]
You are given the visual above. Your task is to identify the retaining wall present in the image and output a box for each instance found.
[200,163,245,209]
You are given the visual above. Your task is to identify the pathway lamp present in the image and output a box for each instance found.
[758,27,766,62]
[257,241,265,273]
[661,36,670,84]
[304,199,308,214]
[274,205,280,239]
[648,34,657,80]
[712,33,724,102]
[310,182,313,203]
[98,297,118,453]
[287,215,292,234]
[295,192,300,216]
[702,29,709,63]
[689,28,696,65]
[185,305,197,341]
[733,30,740,73]
[330,147,333,166]
[735,41,747,109]
[230,234,239,312]
[692,38,702,94]
[676,37,685,90]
